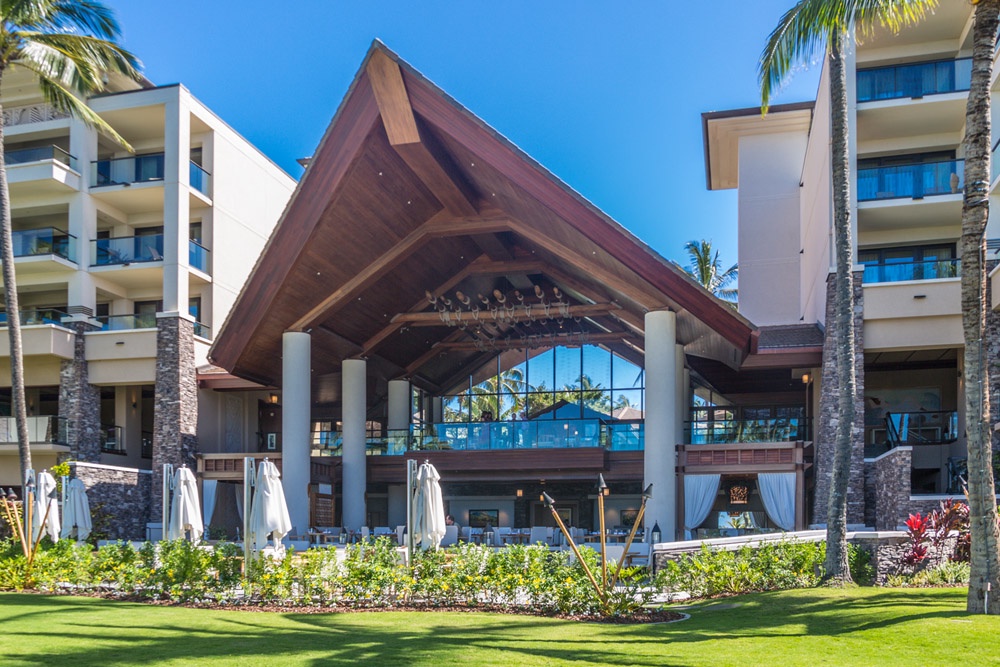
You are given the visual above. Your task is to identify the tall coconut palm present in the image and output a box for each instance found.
[759,0,935,584]
[959,0,1000,615]
[0,1,141,486]
[683,240,738,303]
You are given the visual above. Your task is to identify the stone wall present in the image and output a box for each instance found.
[815,271,866,525]
[863,460,876,527]
[58,321,102,462]
[70,461,152,540]
[850,532,957,585]
[151,316,198,516]
[873,447,911,530]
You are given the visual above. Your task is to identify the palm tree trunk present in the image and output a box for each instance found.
[823,29,855,585]
[962,0,1000,615]
[0,69,34,488]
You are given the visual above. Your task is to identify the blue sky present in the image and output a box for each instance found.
[110,1,821,269]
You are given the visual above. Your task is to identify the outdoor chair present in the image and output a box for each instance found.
[529,526,550,545]
[461,526,472,542]
[496,526,512,545]
[396,525,406,545]
[440,524,459,547]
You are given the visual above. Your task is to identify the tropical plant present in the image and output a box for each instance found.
[683,239,737,302]
[759,0,935,585]
[0,1,141,485]
[959,0,1000,615]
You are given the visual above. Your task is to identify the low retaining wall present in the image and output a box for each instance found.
[70,461,152,541]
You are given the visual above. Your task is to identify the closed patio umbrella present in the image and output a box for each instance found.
[167,466,203,541]
[412,462,445,550]
[33,471,60,543]
[248,460,292,556]
[60,478,92,542]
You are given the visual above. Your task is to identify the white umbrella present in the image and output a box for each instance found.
[412,462,445,550]
[33,471,60,543]
[167,466,203,541]
[60,478,92,542]
[249,460,292,556]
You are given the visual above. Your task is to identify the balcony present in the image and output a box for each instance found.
[91,234,163,266]
[100,425,125,455]
[857,58,971,103]
[91,153,164,187]
[96,313,157,331]
[193,321,211,339]
[2,103,68,128]
[858,159,963,202]
[190,161,211,197]
[5,144,81,194]
[0,416,67,445]
[6,145,77,171]
[189,239,210,273]
[861,258,960,284]
[7,228,77,271]
[686,418,810,445]
[885,411,958,447]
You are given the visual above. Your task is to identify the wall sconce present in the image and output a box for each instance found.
[516,489,523,498]
[269,393,279,405]
[801,373,811,385]
[131,400,137,410]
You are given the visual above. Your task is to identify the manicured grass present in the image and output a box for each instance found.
[0,588,996,666]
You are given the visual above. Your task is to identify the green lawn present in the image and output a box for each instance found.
[1,588,997,666]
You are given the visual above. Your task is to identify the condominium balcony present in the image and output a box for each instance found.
[89,154,211,212]
[99,425,125,455]
[189,161,211,198]
[861,258,960,284]
[91,153,164,187]
[189,240,210,274]
[5,144,81,194]
[0,310,74,359]
[95,313,157,331]
[91,234,163,267]
[0,415,68,446]
[857,58,971,103]
[0,307,69,327]
[885,410,958,447]
[686,418,811,445]
[2,103,68,129]
[857,159,963,203]
[6,228,77,272]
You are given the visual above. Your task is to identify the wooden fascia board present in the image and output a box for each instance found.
[209,70,381,371]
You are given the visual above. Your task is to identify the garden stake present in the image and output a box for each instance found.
[1,495,28,557]
[597,474,608,590]
[608,483,653,592]
[542,492,606,604]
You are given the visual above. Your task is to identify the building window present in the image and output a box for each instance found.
[859,244,958,283]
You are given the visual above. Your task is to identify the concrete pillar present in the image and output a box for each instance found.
[342,358,367,529]
[281,331,311,535]
[644,310,677,541]
[387,379,411,431]
[675,344,687,446]
[162,92,191,313]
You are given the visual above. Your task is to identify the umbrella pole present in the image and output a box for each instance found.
[406,459,417,566]
[243,457,254,568]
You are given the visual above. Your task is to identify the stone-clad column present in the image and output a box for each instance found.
[815,271,866,526]
[644,310,677,541]
[342,358,367,529]
[59,320,102,462]
[151,314,198,517]
[282,331,311,534]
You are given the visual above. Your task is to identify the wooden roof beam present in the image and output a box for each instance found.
[435,330,640,351]
[391,302,620,326]
[367,49,478,217]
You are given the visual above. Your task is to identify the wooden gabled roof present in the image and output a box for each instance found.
[209,42,756,402]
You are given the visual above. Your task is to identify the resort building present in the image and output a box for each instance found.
[704,3,1000,530]
[0,68,296,535]
[208,43,819,541]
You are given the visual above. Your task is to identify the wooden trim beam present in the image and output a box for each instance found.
[435,330,639,351]
[367,49,477,217]
[391,302,620,326]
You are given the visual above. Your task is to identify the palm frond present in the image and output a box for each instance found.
[35,75,132,150]
[48,0,122,39]
[19,31,140,87]
[16,37,104,92]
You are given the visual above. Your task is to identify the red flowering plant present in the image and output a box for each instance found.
[927,498,970,562]
[903,513,929,566]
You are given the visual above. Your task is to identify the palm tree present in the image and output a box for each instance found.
[0,1,140,486]
[683,240,738,303]
[959,0,1000,615]
[759,0,935,584]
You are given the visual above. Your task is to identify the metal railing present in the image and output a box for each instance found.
[858,159,964,202]
[686,418,811,445]
[189,239,210,272]
[100,425,125,454]
[0,308,68,327]
[96,313,157,331]
[141,431,153,459]
[885,411,958,447]
[91,152,164,187]
[862,258,960,283]
[189,161,211,196]
[193,321,211,339]
[5,145,78,171]
[10,228,76,262]
[857,57,971,102]
[91,233,163,265]
[2,103,67,127]
[0,415,68,444]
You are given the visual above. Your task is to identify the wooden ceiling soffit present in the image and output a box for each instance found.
[540,264,645,335]
[437,330,640,351]
[404,329,466,375]
[391,302,620,326]
[361,255,544,354]
[366,49,478,217]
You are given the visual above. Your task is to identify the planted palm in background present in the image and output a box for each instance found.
[683,240,737,303]
[0,0,141,484]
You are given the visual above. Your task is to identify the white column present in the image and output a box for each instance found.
[281,332,311,535]
[387,379,411,431]
[342,358,367,529]
[644,310,677,542]
[675,344,687,447]
[162,92,191,314]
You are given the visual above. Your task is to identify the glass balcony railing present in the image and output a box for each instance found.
[607,421,645,451]
[5,145,78,171]
[0,415,68,445]
[885,411,958,446]
[189,161,211,196]
[857,57,971,102]
[0,308,68,327]
[96,313,157,331]
[993,140,1000,184]
[857,159,963,202]
[686,418,811,445]
[91,153,164,187]
[862,258,960,283]
[100,424,125,454]
[91,234,163,266]
[189,240,210,272]
[193,321,211,339]
[10,227,76,263]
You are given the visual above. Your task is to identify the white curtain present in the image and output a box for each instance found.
[758,472,796,531]
[234,483,244,520]
[684,474,721,532]
[203,480,218,530]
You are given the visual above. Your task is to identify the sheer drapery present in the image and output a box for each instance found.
[758,472,796,531]
[684,474,721,532]
[235,483,244,520]
[202,480,218,530]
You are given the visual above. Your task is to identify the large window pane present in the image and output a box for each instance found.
[555,346,581,392]
[527,349,554,393]
[612,352,643,389]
